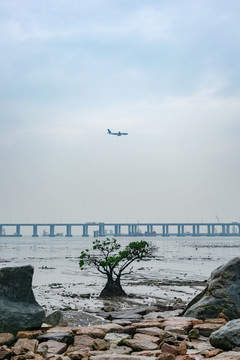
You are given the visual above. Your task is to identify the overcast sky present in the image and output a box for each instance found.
[1,0,240,224]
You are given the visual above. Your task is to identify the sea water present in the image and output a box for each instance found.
[0,235,239,313]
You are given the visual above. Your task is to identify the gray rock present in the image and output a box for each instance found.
[38,332,74,346]
[210,319,240,351]
[182,257,240,320]
[0,265,45,334]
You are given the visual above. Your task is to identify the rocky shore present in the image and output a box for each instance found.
[0,304,239,360]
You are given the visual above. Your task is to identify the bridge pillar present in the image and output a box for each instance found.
[147,225,153,233]
[192,225,196,235]
[162,225,166,236]
[128,225,132,235]
[207,225,211,236]
[49,225,55,237]
[32,225,38,237]
[197,225,200,236]
[212,225,215,235]
[166,225,169,235]
[238,225,240,235]
[66,225,72,237]
[15,225,22,237]
[226,224,230,235]
[82,225,89,237]
[98,224,105,237]
[221,225,226,236]
[114,225,121,236]
[177,225,181,236]
[0,225,2,236]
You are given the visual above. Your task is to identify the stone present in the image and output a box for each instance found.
[134,333,160,345]
[182,257,240,320]
[95,324,124,334]
[0,265,45,334]
[65,345,91,359]
[45,311,64,327]
[213,351,240,359]
[92,339,110,351]
[121,339,159,351]
[193,323,223,337]
[132,322,164,329]
[17,331,42,339]
[204,318,227,325]
[0,346,12,360]
[12,339,39,355]
[39,340,67,354]
[131,350,163,357]
[209,319,240,350]
[74,335,95,349]
[75,327,106,339]
[178,342,187,355]
[136,327,165,337]
[46,356,71,360]
[205,348,223,357]
[161,343,178,356]
[47,327,73,334]
[104,333,131,343]
[188,329,200,340]
[156,355,175,360]
[108,313,143,321]
[0,334,15,346]
[175,356,204,360]
[90,355,157,360]
[38,332,74,346]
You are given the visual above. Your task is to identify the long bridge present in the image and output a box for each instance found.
[0,222,240,237]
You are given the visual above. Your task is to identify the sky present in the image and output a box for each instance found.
[0,0,240,224]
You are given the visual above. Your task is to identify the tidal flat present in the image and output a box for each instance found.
[1,235,240,316]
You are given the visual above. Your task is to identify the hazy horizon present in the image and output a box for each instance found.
[1,0,240,224]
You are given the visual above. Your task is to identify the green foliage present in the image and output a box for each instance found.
[79,238,156,278]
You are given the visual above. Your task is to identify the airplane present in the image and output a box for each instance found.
[107,129,128,136]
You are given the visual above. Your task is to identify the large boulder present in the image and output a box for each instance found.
[182,257,240,320]
[0,265,45,334]
[210,319,240,350]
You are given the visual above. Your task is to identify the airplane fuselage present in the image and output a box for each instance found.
[107,129,128,136]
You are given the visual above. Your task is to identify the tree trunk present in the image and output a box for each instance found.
[99,275,126,298]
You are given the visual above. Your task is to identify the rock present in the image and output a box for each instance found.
[45,311,64,327]
[39,340,67,354]
[156,355,175,360]
[17,331,42,339]
[0,334,15,346]
[0,346,12,360]
[65,344,91,358]
[108,313,143,322]
[92,339,110,351]
[104,333,131,343]
[0,265,45,334]
[120,339,159,351]
[75,328,106,339]
[182,257,240,320]
[95,324,124,334]
[133,333,160,345]
[90,355,157,360]
[188,329,200,340]
[161,343,178,355]
[213,351,240,359]
[12,339,39,355]
[38,332,74,346]
[136,327,165,337]
[193,323,223,337]
[209,319,240,350]
[74,335,95,349]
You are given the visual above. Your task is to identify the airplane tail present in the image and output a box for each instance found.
[107,129,111,134]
